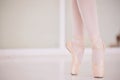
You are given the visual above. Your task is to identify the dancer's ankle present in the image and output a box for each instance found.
[91,38,105,50]
[72,37,84,47]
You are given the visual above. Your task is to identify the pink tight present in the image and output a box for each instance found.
[71,0,105,53]
[72,0,103,45]
[71,0,105,76]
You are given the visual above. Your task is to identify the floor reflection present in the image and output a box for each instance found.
[70,76,104,80]
[0,50,120,80]
[93,78,104,80]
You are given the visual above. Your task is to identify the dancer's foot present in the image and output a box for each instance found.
[66,39,84,75]
[92,39,106,78]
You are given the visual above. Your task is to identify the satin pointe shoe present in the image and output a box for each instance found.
[92,39,106,78]
[65,40,84,75]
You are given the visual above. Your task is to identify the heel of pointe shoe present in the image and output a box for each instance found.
[92,39,106,78]
[93,64,104,78]
[65,41,73,55]
[65,41,80,75]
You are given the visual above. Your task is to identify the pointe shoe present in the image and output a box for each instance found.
[92,39,106,78]
[65,40,81,75]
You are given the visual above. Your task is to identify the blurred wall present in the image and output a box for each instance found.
[0,0,59,49]
[0,0,120,49]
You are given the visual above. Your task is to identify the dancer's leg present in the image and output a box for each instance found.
[71,0,84,43]
[66,0,85,74]
[76,0,106,77]
[76,0,101,41]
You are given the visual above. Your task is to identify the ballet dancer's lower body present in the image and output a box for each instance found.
[66,0,106,78]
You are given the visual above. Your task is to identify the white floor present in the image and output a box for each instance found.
[0,48,120,80]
